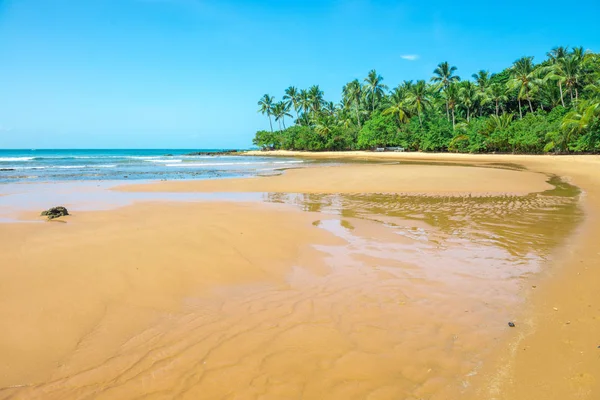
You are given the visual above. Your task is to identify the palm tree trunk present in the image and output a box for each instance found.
[418,111,422,127]
[527,97,533,113]
[268,115,273,133]
[495,100,499,116]
[445,101,449,121]
[283,118,286,130]
[355,103,361,129]
[518,99,522,119]
[451,109,455,129]
[559,81,565,107]
[467,108,470,122]
[575,88,579,102]
[372,92,375,112]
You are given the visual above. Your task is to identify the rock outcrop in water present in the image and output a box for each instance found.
[184,150,239,156]
[41,206,69,220]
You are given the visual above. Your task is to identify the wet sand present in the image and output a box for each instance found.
[118,163,553,195]
[0,155,598,399]
[248,151,600,400]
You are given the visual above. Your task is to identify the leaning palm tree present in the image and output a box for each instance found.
[342,79,363,128]
[364,69,388,112]
[276,101,293,129]
[431,62,460,120]
[508,56,541,118]
[405,80,431,126]
[271,102,283,131]
[459,81,477,122]
[283,86,300,120]
[257,94,275,132]
[489,83,508,116]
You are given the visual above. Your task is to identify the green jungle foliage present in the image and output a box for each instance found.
[254,47,600,153]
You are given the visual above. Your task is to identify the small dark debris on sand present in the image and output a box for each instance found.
[508,322,516,327]
[41,206,69,220]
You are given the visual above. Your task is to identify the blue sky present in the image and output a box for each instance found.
[0,0,599,149]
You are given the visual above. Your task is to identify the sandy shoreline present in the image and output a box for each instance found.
[244,150,600,399]
[0,152,598,399]
[117,163,554,196]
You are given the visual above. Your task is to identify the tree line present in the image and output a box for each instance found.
[254,46,600,153]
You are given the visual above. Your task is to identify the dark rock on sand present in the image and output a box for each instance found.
[508,322,516,327]
[41,206,69,220]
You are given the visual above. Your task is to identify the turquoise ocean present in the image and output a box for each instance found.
[0,149,304,183]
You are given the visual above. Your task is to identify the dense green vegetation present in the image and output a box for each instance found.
[254,47,600,153]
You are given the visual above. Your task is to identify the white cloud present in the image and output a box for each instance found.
[400,54,420,61]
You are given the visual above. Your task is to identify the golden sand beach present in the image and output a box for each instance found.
[0,152,598,399]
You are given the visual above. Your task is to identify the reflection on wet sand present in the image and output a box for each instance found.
[264,175,582,259]
[0,172,584,399]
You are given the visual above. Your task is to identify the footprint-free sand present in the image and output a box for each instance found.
[0,154,598,399]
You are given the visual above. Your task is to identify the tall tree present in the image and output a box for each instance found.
[489,83,508,116]
[472,70,491,116]
[308,85,324,114]
[547,46,569,107]
[273,101,293,130]
[299,89,311,116]
[383,86,411,126]
[283,86,300,120]
[508,57,540,118]
[257,94,275,132]
[364,70,388,112]
[431,62,460,120]
[442,83,460,128]
[459,81,477,122]
[405,80,431,126]
[343,79,363,128]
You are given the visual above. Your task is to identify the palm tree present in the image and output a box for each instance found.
[431,62,460,120]
[547,46,569,107]
[314,114,336,136]
[539,82,563,108]
[299,89,311,116]
[257,94,275,132]
[364,69,388,112]
[442,83,459,128]
[489,84,508,116]
[508,57,540,118]
[561,51,585,103]
[472,70,491,116]
[324,101,337,116]
[383,86,410,126]
[405,80,431,126]
[459,81,477,122]
[283,86,300,120]
[560,101,599,151]
[487,113,514,131]
[308,85,324,114]
[342,79,363,128]
[273,101,292,130]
